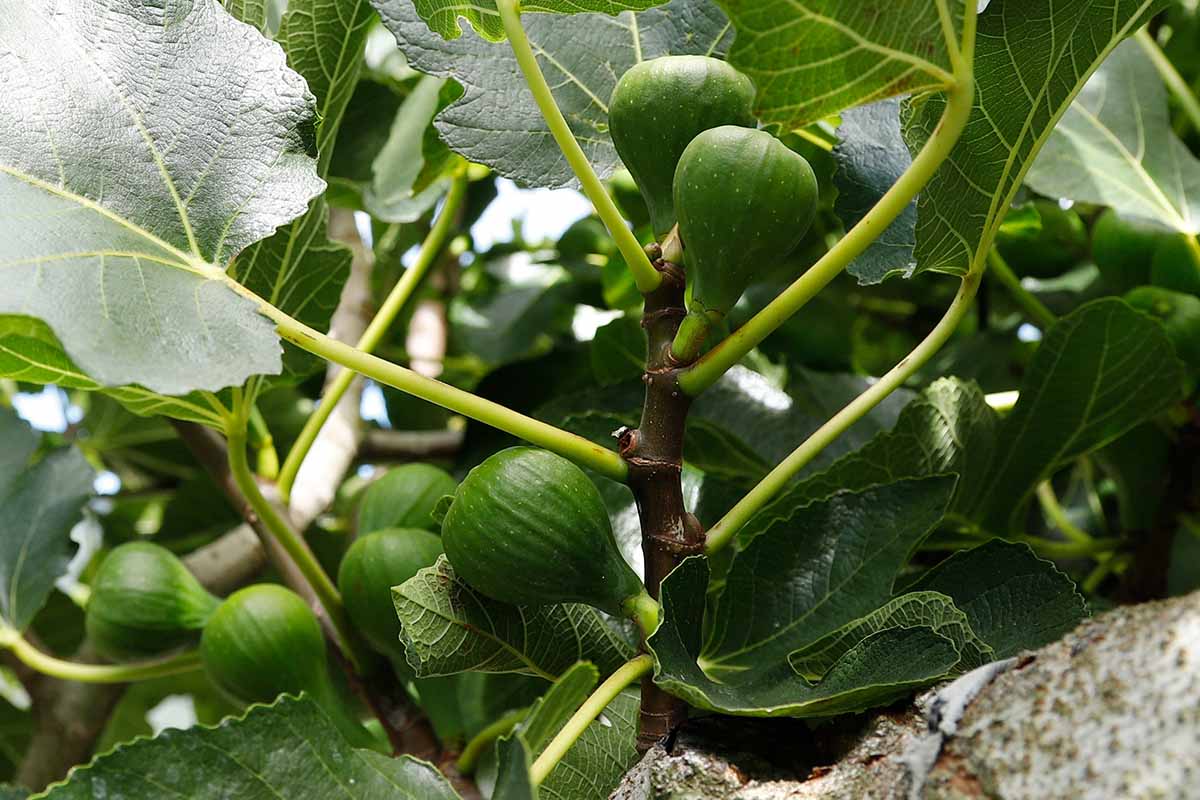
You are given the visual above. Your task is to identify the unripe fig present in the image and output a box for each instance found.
[1150,234,1200,296]
[441,447,647,618]
[1125,286,1200,367]
[672,126,818,351]
[338,528,443,664]
[85,542,219,662]
[201,585,378,749]
[609,56,757,237]
[995,199,1088,278]
[358,463,458,534]
[1092,209,1169,293]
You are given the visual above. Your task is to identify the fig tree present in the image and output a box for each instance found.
[609,55,757,238]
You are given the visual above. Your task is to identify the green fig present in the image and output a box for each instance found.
[1125,286,1200,367]
[1150,234,1200,296]
[441,447,649,618]
[609,55,757,237]
[85,542,219,662]
[1092,209,1170,293]
[672,126,818,356]
[358,463,458,534]
[338,528,443,665]
[201,585,379,749]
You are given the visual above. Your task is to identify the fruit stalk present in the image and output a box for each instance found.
[618,254,704,751]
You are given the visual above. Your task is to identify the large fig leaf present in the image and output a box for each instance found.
[394,557,637,680]
[0,409,92,632]
[0,0,326,394]
[834,98,918,284]
[0,317,227,427]
[716,0,965,129]
[909,540,1086,659]
[701,477,956,676]
[373,0,733,189]
[910,0,1168,276]
[1025,38,1200,235]
[966,299,1185,533]
[33,696,458,800]
[649,557,964,717]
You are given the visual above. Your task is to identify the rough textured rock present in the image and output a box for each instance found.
[618,591,1200,799]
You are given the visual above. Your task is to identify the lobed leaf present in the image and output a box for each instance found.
[649,557,963,717]
[967,299,1185,533]
[0,0,327,394]
[1025,38,1200,234]
[701,477,957,675]
[716,0,965,129]
[909,540,1087,659]
[909,0,1168,276]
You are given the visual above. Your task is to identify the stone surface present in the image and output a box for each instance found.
[619,591,1200,799]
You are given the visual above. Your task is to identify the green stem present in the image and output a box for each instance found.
[457,707,530,774]
[226,417,370,671]
[248,404,279,480]
[1081,552,1130,594]
[677,15,977,396]
[277,174,469,499]
[1011,534,1119,560]
[496,0,661,295]
[530,655,653,785]
[1036,481,1093,546]
[622,591,661,639]
[1136,28,1200,137]
[0,629,202,684]
[705,271,982,555]
[260,309,627,482]
[987,249,1057,329]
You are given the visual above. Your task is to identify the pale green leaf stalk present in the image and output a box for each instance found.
[705,270,982,554]
[0,625,202,684]
[496,0,662,295]
[677,4,978,396]
[229,281,629,481]
[277,173,469,499]
[987,249,1058,329]
[530,654,652,785]
[1136,28,1200,137]
[226,400,372,671]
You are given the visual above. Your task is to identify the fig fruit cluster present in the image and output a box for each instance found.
[609,55,819,355]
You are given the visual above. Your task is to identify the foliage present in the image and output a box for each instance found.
[0,0,1196,796]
